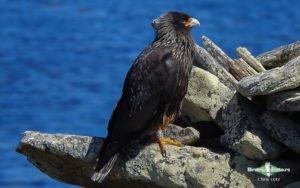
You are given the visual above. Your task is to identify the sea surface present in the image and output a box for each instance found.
[0,0,299,187]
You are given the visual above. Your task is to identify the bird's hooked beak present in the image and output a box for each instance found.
[183,18,200,28]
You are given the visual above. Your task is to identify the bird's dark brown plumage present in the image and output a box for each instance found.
[91,11,199,183]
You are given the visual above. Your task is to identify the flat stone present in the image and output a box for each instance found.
[238,58,258,75]
[163,124,200,145]
[236,47,266,72]
[256,40,300,68]
[16,131,102,187]
[201,36,231,71]
[194,44,238,90]
[260,111,300,155]
[238,56,300,97]
[16,131,258,188]
[182,66,234,122]
[220,93,285,160]
[227,59,252,80]
[266,89,300,111]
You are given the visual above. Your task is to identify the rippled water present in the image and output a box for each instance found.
[0,0,299,187]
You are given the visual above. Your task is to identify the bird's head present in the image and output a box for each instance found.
[151,11,200,37]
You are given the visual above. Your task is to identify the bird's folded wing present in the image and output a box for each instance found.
[106,46,179,137]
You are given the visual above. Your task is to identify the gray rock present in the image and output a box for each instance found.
[201,36,231,71]
[182,66,234,122]
[163,124,200,145]
[256,40,300,68]
[236,47,266,72]
[266,89,300,111]
[220,93,285,160]
[16,131,258,188]
[16,131,102,187]
[183,67,284,159]
[260,111,300,155]
[227,58,253,80]
[194,44,238,90]
[284,181,300,188]
[238,58,258,75]
[238,56,300,97]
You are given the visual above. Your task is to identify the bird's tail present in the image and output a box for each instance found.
[91,153,119,183]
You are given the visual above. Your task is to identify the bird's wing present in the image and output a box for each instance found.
[107,46,179,139]
[94,46,179,179]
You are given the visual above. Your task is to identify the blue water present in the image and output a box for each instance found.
[0,0,299,187]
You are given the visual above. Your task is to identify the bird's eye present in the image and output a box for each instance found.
[181,20,190,27]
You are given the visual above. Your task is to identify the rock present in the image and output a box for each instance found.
[236,47,266,72]
[260,111,300,155]
[284,181,300,188]
[238,58,258,75]
[201,36,231,71]
[163,124,200,145]
[220,93,285,160]
[183,67,285,159]
[266,89,300,111]
[238,56,300,97]
[181,66,234,122]
[16,131,258,188]
[256,40,300,68]
[194,44,238,90]
[227,59,252,80]
[16,131,102,187]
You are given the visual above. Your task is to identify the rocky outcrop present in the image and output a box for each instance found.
[265,89,300,111]
[260,111,300,155]
[16,131,300,188]
[219,93,285,160]
[16,36,300,187]
[256,40,300,68]
[194,44,238,90]
[237,56,300,97]
[16,131,254,188]
[181,66,233,122]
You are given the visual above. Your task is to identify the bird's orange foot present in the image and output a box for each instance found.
[153,130,182,156]
[158,137,182,156]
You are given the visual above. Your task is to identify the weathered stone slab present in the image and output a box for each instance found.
[201,36,231,71]
[256,40,300,68]
[260,111,300,155]
[194,45,238,90]
[16,131,257,188]
[238,56,300,97]
[219,93,285,160]
[266,89,300,111]
[164,124,200,145]
[182,66,234,122]
[236,47,266,72]
[238,58,258,75]
[228,59,252,80]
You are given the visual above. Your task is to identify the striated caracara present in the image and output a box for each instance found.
[91,11,200,183]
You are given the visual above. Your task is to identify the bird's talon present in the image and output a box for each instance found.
[155,136,182,156]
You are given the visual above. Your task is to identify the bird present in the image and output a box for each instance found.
[91,11,200,183]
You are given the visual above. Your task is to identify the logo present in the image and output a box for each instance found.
[247,162,290,178]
